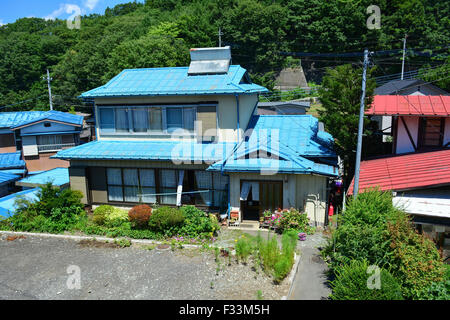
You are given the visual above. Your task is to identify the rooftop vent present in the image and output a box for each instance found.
[188,46,231,75]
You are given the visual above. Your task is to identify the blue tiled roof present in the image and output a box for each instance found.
[0,169,26,175]
[207,115,338,177]
[0,152,26,169]
[10,111,83,129]
[80,65,268,98]
[53,141,237,162]
[0,172,20,186]
[0,188,39,219]
[0,111,83,129]
[17,168,69,187]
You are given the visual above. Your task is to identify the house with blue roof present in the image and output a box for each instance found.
[53,46,338,226]
[0,110,86,172]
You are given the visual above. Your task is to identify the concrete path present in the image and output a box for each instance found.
[288,233,331,300]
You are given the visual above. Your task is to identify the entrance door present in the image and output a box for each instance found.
[241,181,283,221]
[259,181,283,213]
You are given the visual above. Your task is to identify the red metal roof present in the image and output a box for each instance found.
[348,149,450,194]
[366,95,450,116]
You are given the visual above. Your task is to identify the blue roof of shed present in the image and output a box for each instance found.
[0,188,39,219]
[80,65,268,98]
[0,152,26,169]
[17,168,69,187]
[53,140,236,162]
[0,111,83,129]
[0,171,20,186]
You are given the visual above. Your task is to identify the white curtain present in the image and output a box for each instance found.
[139,169,157,203]
[251,182,259,201]
[132,108,148,132]
[123,169,138,186]
[240,182,251,201]
[108,186,123,202]
[160,169,177,204]
[107,168,122,185]
[115,108,129,132]
[149,108,162,131]
[195,171,212,205]
[139,169,155,187]
[183,107,196,132]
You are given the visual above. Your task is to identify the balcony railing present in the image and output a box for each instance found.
[37,143,76,153]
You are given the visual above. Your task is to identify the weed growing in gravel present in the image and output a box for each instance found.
[256,290,264,300]
[114,238,131,248]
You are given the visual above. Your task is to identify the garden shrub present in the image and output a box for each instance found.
[330,260,404,300]
[235,236,253,263]
[386,213,446,299]
[277,208,311,234]
[178,205,217,237]
[258,235,281,272]
[105,208,129,227]
[92,205,115,225]
[324,190,401,270]
[128,204,152,228]
[4,185,86,234]
[273,255,292,283]
[148,206,185,236]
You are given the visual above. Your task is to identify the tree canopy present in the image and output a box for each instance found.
[0,0,448,112]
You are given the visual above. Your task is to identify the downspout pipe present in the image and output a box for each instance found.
[235,94,240,143]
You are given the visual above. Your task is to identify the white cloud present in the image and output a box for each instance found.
[0,20,4,26]
[44,4,82,20]
[84,0,100,10]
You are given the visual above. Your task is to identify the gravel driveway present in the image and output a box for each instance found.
[0,233,288,300]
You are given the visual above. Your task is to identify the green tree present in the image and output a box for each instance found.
[318,64,377,184]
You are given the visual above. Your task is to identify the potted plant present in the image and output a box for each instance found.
[263,210,272,222]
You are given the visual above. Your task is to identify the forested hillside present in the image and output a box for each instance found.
[0,0,448,112]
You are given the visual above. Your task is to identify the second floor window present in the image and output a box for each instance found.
[418,117,445,149]
[99,106,199,135]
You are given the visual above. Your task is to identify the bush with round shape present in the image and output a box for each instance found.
[93,205,115,226]
[330,260,404,300]
[148,206,184,236]
[128,205,152,228]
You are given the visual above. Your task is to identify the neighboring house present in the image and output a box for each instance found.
[350,95,450,253]
[0,111,85,172]
[0,188,39,219]
[53,46,338,226]
[0,152,26,197]
[372,80,449,141]
[257,101,310,115]
[347,150,450,255]
[16,167,69,189]
[367,95,450,154]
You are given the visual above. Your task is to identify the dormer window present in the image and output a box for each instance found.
[44,122,51,127]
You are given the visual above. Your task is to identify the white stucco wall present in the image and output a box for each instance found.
[396,116,419,154]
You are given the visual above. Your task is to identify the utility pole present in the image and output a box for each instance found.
[401,34,407,80]
[43,69,53,111]
[218,27,223,47]
[353,49,370,197]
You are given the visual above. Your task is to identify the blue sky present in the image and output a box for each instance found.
[0,0,145,25]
